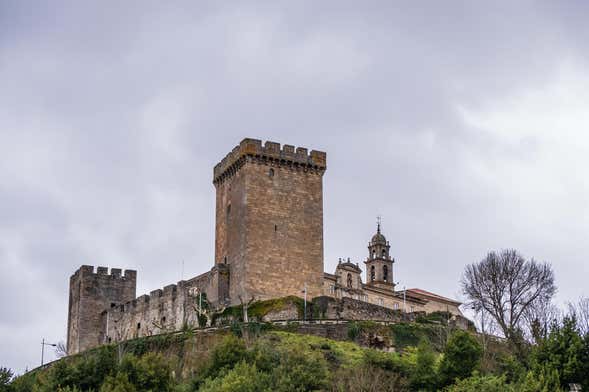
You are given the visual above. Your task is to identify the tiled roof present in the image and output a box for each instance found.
[406,288,461,305]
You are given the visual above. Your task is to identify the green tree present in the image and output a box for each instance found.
[410,339,438,391]
[518,367,562,392]
[0,367,13,392]
[438,330,482,386]
[532,316,587,389]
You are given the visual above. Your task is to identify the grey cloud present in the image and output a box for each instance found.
[2,0,589,373]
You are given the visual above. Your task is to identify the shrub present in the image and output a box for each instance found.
[516,367,563,392]
[119,353,172,392]
[209,335,247,373]
[444,373,514,392]
[347,322,360,341]
[9,371,36,392]
[192,334,248,387]
[329,365,409,392]
[199,361,268,392]
[363,350,409,376]
[438,330,482,386]
[269,345,329,391]
[410,339,438,391]
[32,346,117,392]
[99,372,137,392]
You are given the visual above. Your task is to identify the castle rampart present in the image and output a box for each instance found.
[67,265,136,354]
[104,280,198,343]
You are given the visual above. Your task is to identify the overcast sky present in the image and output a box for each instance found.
[2,1,589,373]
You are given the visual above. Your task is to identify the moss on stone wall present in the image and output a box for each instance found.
[212,295,305,324]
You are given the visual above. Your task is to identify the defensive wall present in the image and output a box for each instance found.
[67,266,136,354]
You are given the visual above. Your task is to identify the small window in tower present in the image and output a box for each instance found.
[226,204,231,217]
[137,322,141,330]
[224,256,227,264]
[347,273,352,288]
[383,265,388,282]
[372,250,376,258]
[370,266,375,281]
[274,224,278,232]
[269,168,275,177]
[161,316,166,324]
[382,249,386,257]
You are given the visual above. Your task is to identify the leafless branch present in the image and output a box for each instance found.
[461,249,556,341]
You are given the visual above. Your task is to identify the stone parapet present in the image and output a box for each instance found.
[213,138,326,184]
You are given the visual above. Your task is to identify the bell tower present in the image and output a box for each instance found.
[364,220,395,290]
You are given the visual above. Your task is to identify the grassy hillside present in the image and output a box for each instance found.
[6,299,581,391]
[6,318,540,392]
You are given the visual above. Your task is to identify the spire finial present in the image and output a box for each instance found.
[377,215,382,233]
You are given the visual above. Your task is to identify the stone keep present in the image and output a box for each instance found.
[213,138,327,304]
[67,266,136,354]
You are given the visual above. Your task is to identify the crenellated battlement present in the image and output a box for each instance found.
[213,138,327,184]
[73,265,136,281]
[68,264,137,355]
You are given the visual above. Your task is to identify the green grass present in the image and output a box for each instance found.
[266,331,366,368]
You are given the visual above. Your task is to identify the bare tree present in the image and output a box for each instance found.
[461,249,556,340]
[190,288,225,327]
[54,341,68,358]
[567,297,589,335]
[239,294,256,323]
[522,296,560,343]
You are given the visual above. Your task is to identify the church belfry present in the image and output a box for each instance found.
[364,221,395,290]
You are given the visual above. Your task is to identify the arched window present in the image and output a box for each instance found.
[382,249,386,257]
[347,273,352,288]
[372,250,376,259]
[370,266,375,281]
[383,265,388,282]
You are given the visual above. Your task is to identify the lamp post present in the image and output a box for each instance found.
[41,338,57,366]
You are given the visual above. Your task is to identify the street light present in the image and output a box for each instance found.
[41,338,57,366]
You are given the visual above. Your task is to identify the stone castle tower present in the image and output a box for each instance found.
[67,266,136,354]
[213,138,327,304]
[364,223,395,290]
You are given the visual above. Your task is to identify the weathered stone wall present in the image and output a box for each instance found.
[314,296,406,322]
[213,138,327,304]
[104,264,230,343]
[105,281,194,342]
[67,266,136,354]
